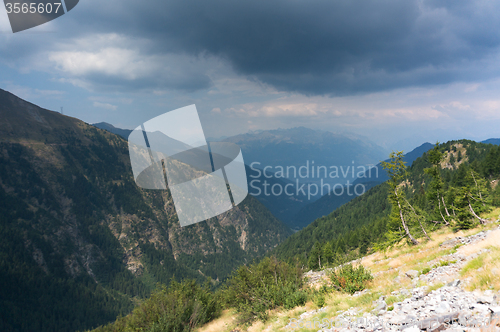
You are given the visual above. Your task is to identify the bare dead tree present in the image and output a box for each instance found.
[396,189,419,245]
[404,197,431,240]
[467,195,489,224]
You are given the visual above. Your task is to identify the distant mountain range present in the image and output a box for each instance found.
[222,127,389,227]
[93,122,500,230]
[482,138,500,145]
[223,126,388,187]
[93,123,389,228]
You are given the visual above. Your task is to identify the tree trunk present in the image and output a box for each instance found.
[396,189,419,245]
[468,196,488,224]
[404,197,431,240]
[438,194,450,226]
[471,171,485,206]
[441,196,451,217]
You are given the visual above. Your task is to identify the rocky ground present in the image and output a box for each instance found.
[290,228,500,332]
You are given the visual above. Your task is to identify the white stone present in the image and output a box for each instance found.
[435,301,451,314]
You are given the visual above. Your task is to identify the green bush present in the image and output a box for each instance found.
[92,279,221,332]
[223,257,304,322]
[420,267,431,275]
[328,264,373,295]
[284,290,308,309]
[313,292,325,308]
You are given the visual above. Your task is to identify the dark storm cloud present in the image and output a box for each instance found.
[46,0,500,94]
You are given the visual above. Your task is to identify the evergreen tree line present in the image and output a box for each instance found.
[304,140,500,271]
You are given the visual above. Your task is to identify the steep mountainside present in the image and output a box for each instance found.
[274,183,391,262]
[0,88,291,332]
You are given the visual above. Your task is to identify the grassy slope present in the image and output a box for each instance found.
[198,209,500,332]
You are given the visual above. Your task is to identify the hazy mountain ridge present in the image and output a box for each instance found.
[93,122,132,139]
[221,126,388,228]
[0,88,291,332]
[289,142,435,228]
[223,127,388,180]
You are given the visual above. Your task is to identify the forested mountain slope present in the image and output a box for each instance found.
[275,140,500,267]
[291,142,434,229]
[274,183,391,263]
[0,88,291,332]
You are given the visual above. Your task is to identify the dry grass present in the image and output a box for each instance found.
[198,214,500,332]
[461,246,500,292]
[197,309,239,332]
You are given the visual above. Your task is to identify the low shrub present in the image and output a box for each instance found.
[328,264,373,295]
[284,290,307,309]
[223,257,304,322]
[92,279,221,332]
[312,292,325,308]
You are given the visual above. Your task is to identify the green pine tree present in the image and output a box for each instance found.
[381,151,419,245]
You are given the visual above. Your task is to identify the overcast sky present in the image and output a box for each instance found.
[2,0,500,151]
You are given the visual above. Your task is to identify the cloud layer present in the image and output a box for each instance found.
[2,0,500,152]
[3,0,500,95]
[66,0,500,94]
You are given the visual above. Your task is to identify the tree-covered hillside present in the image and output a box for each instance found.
[0,88,291,332]
[274,183,390,264]
[274,140,500,269]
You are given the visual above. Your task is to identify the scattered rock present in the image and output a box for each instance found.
[440,237,464,248]
[406,270,419,279]
[477,296,495,304]
[373,301,387,312]
[309,227,500,332]
[298,306,327,320]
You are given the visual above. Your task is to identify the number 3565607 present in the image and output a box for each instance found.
[5,2,62,14]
